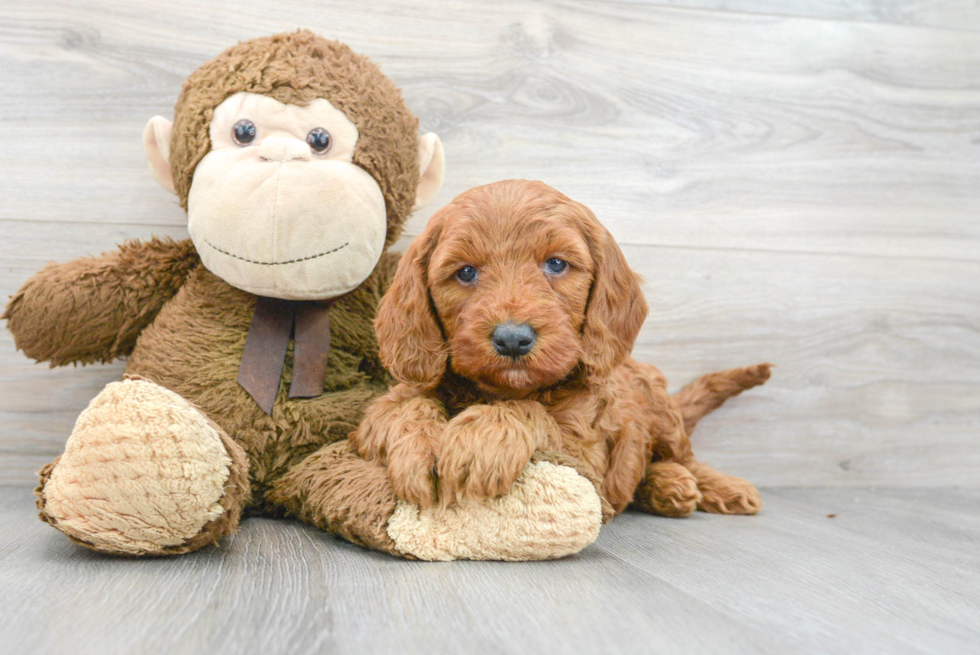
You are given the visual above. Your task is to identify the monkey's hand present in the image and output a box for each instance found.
[349,384,447,509]
[437,400,562,507]
[3,238,198,366]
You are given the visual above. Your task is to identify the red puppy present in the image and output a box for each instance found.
[351,180,769,520]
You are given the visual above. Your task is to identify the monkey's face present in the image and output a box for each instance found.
[144,34,445,301]
[183,92,386,300]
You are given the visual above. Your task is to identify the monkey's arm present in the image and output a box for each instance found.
[3,237,199,366]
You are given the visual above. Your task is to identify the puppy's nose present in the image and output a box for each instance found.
[492,322,536,359]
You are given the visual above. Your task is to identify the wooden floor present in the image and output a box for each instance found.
[1,485,978,655]
[1,0,979,653]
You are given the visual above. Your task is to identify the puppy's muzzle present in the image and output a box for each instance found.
[491,322,536,359]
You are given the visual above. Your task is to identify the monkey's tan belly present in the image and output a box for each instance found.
[124,266,386,499]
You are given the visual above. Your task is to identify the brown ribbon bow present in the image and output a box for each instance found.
[237,297,334,414]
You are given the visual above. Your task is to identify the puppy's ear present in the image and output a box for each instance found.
[581,222,648,381]
[375,218,448,389]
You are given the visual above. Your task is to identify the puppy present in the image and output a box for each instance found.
[351,180,770,519]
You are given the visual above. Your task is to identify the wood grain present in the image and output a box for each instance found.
[1,485,978,655]
[652,0,980,33]
[1,0,979,488]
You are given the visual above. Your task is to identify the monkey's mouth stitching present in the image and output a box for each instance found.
[204,239,350,266]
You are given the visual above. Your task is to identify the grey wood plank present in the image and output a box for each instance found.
[3,220,977,488]
[2,2,979,486]
[0,485,977,655]
[606,487,980,654]
[648,0,980,33]
[0,1,978,262]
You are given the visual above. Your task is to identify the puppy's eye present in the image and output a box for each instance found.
[232,119,257,146]
[306,127,331,154]
[544,257,568,275]
[455,265,478,284]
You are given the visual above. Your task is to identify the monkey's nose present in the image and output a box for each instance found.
[492,322,536,359]
[258,137,312,162]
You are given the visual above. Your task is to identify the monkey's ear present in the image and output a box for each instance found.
[143,116,176,194]
[413,133,445,210]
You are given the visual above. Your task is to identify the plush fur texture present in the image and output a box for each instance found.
[170,30,419,249]
[14,241,400,555]
[357,180,771,521]
[186,91,391,300]
[267,440,402,554]
[36,378,249,556]
[386,460,602,561]
[123,254,400,507]
[8,36,607,561]
[5,34,425,557]
[4,238,199,366]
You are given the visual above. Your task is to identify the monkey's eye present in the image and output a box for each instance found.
[543,257,568,275]
[232,119,257,146]
[306,127,332,154]
[455,265,478,284]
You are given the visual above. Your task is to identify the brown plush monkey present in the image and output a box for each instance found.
[4,32,601,559]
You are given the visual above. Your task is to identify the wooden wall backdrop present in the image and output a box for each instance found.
[1,0,978,488]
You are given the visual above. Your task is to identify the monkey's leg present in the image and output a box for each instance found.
[685,460,761,515]
[36,377,249,556]
[632,461,701,518]
[269,442,603,561]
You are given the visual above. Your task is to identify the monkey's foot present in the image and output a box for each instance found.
[36,377,249,556]
[272,442,602,561]
[387,458,602,561]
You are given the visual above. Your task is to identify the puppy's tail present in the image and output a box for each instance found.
[673,363,772,436]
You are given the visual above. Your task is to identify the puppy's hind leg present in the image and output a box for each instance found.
[686,460,761,515]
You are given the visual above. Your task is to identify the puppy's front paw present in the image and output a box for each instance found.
[351,393,446,509]
[387,442,438,509]
[437,404,540,506]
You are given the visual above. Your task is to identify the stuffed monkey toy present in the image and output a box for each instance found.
[4,32,603,560]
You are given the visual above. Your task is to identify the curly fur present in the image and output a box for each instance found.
[355,180,771,518]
